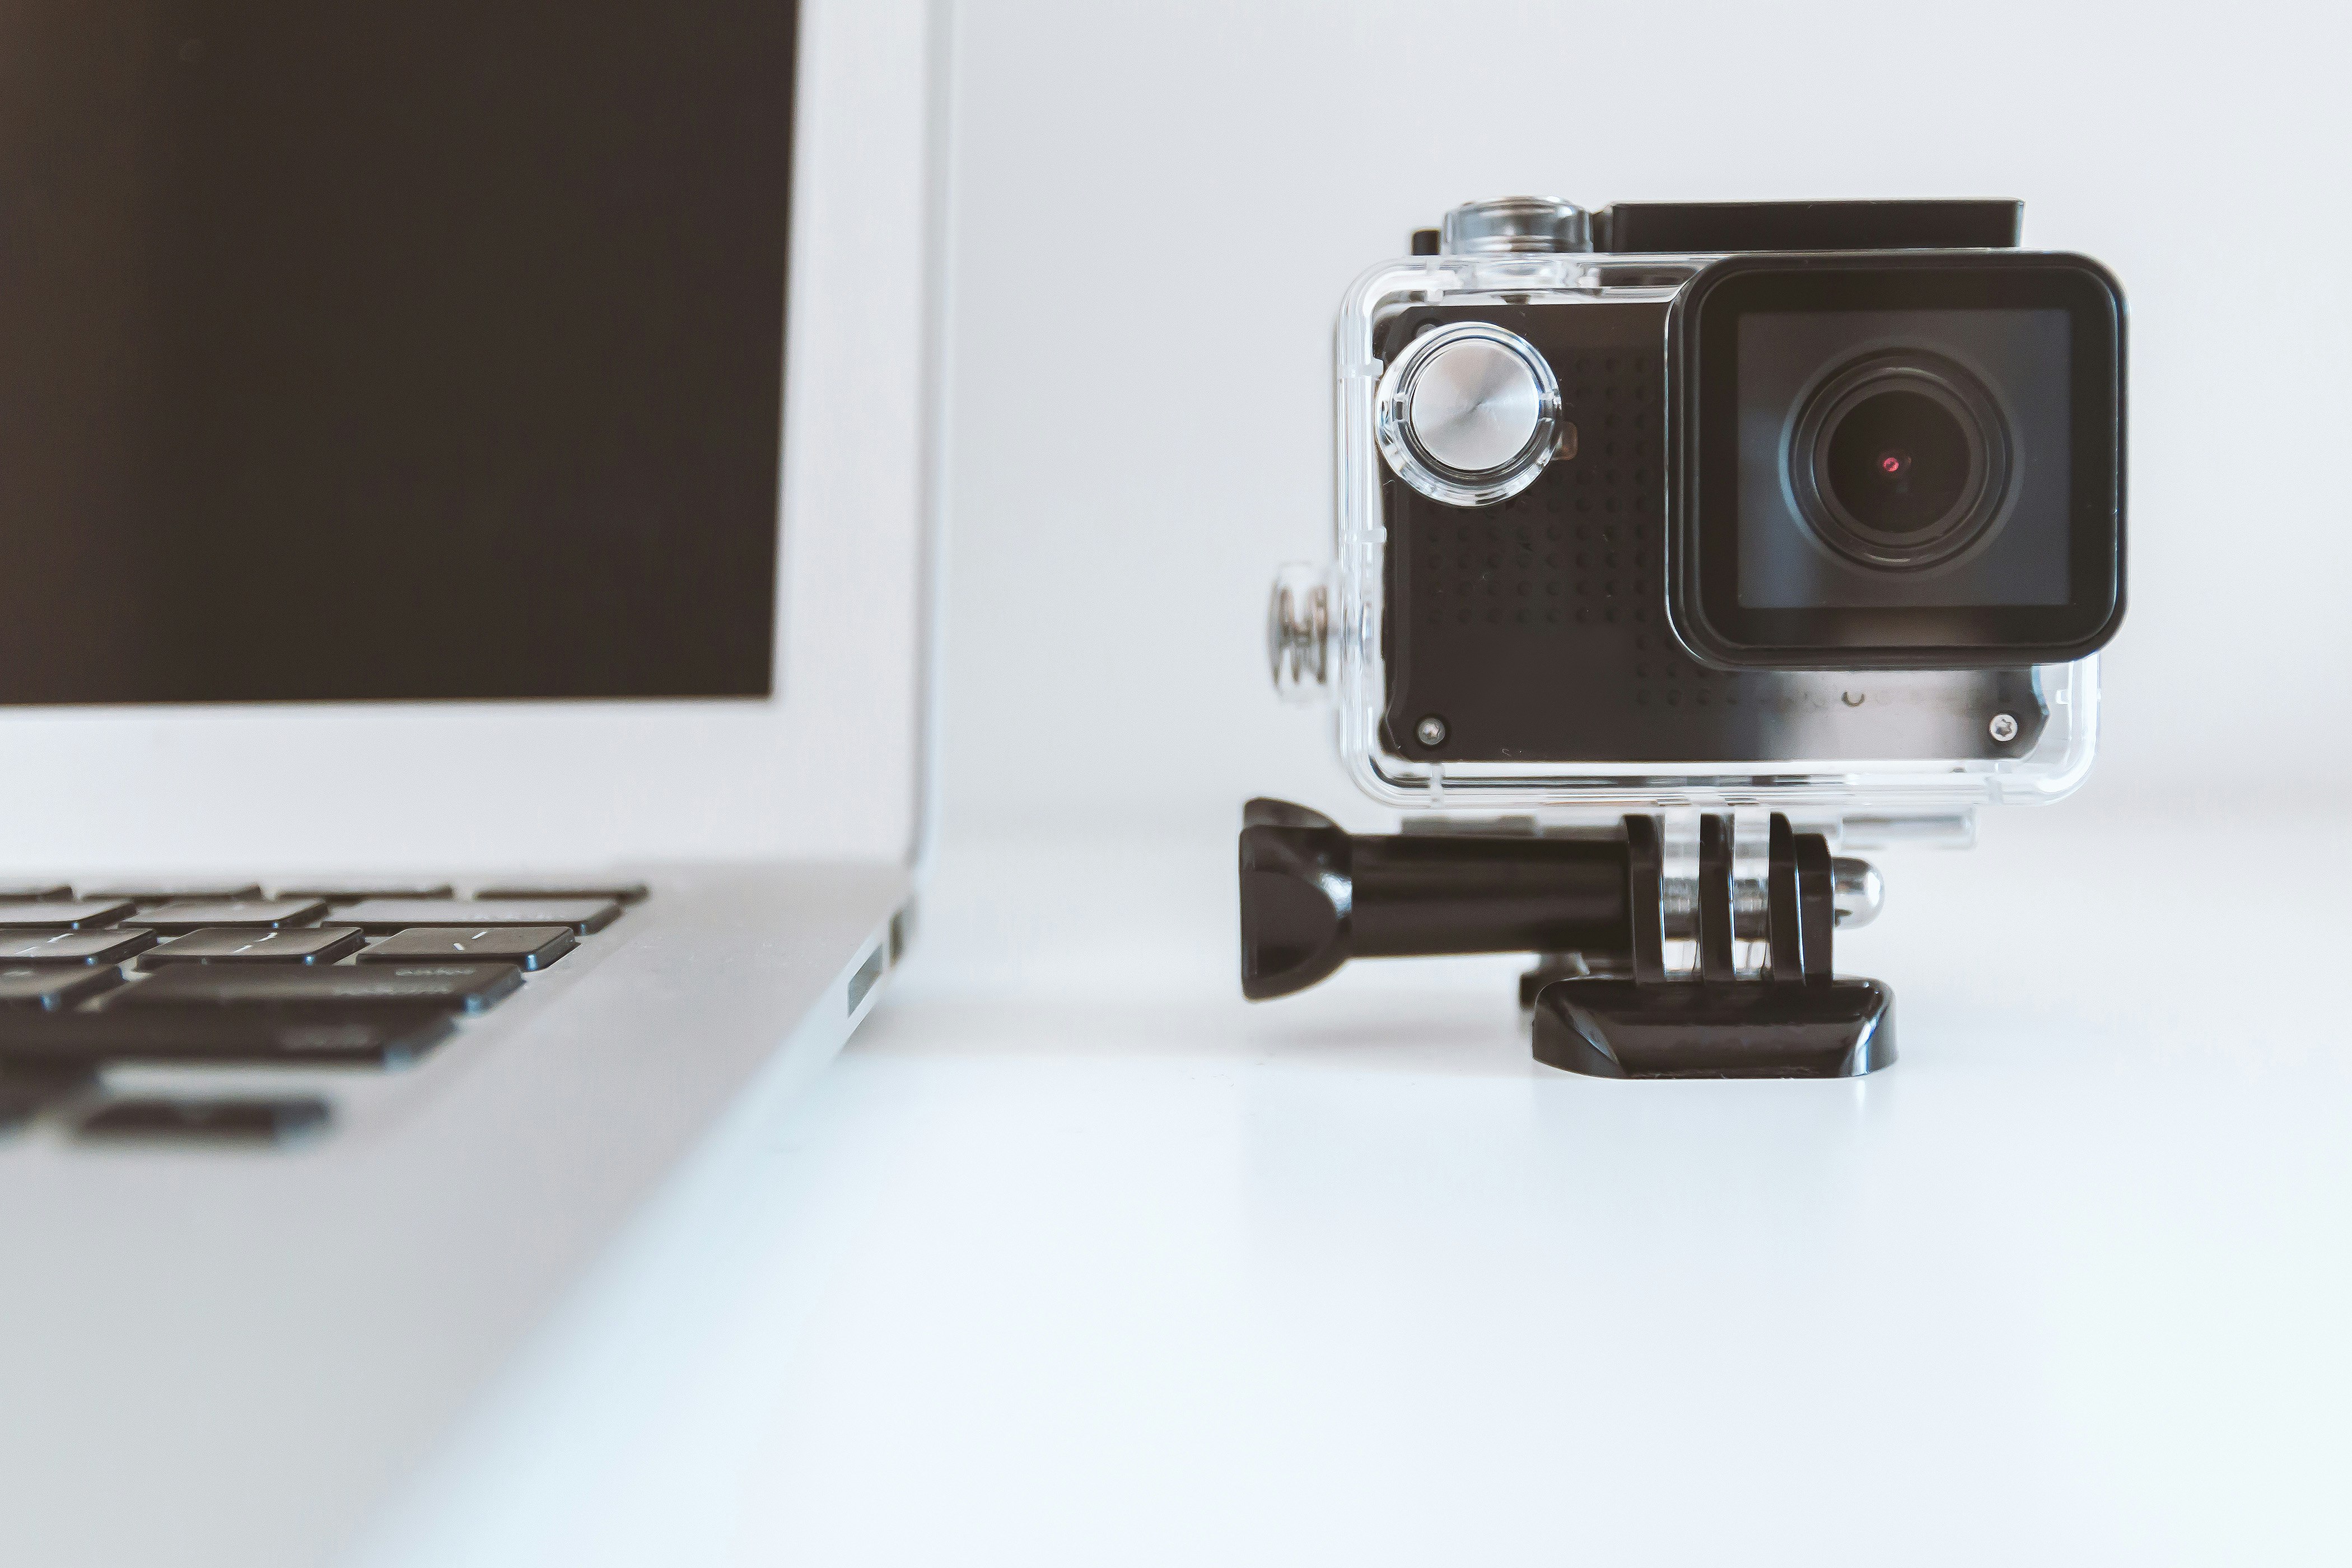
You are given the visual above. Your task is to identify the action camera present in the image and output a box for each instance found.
[1247,198,2127,1077]
[1268,195,2124,811]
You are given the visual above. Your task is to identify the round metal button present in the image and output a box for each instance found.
[1374,323,1560,507]
[1406,337,1545,475]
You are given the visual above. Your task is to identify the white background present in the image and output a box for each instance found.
[933,0,2352,838]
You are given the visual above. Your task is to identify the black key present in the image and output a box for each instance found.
[138,927,366,969]
[0,899,138,931]
[0,1009,453,1067]
[0,967,123,1010]
[79,1097,330,1145]
[0,929,159,966]
[85,883,264,903]
[112,962,522,1014]
[333,898,620,935]
[123,898,329,932]
[0,883,75,902]
[0,1068,91,1129]
[357,925,576,971]
[274,883,455,903]
[475,882,648,906]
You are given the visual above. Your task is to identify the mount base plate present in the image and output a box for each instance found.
[1532,976,1895,1079]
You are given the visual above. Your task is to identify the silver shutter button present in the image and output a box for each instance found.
[1439,196,1593,256]
[1374,323,1560,507]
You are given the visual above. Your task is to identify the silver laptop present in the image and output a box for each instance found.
[0,1,946,1562]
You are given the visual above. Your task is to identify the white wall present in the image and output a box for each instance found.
[936,0,2352,837]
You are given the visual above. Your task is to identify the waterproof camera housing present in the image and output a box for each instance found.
[1270,197,2126,819]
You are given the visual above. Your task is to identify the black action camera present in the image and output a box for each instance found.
[1244,199,2129,1079]
[1345,198,2125,771]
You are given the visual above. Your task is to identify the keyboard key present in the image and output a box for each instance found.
[111,963,522,1014]
[357,925,576,970]
[79,1096,329,1145]
[85,883,265,903]
[0,1009,452,1067]
[0,899,138,931]
[0,929,159,966]
[475,882,648,906]
[333,898,620,935]
[123,898,329,932]
[138,927,366,968]
[273,883,455,903]
[0,1068,90,1129]
[0,967,123,1010]
[0,883,75,902]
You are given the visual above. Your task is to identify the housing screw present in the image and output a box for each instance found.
[1989,712,2019,742]
[1265,564,1332,704]
[1416,715,1449,748]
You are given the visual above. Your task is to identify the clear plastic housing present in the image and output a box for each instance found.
[1328,253,2100,821]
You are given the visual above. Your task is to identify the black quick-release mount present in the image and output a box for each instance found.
[1238,799,1893,1079]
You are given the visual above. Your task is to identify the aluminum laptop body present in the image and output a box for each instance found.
[0,2,948,1562]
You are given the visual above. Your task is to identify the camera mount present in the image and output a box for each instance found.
[1238,801,1894,1079]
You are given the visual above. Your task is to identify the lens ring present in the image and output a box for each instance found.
[1789,352,2013,571]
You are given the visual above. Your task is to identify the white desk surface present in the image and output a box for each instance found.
[371,805,2352,1567]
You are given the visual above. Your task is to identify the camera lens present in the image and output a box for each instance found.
[1790,354,2011,571]
[1822,392,1970,534]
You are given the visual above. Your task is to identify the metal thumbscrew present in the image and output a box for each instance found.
[1989,713,2019,742]
[1265,566,1332,704]
[1416,716,1449,747]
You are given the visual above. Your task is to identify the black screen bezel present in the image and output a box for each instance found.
[1668,251,2124,669]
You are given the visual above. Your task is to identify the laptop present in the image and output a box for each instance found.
[0,1,946,1562]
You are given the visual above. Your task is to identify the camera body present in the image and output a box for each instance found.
[1277,197,2126,823]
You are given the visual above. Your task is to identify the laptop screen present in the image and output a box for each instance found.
[0,2,796,704]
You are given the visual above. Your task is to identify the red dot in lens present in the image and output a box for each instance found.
[1880,454,1902,474]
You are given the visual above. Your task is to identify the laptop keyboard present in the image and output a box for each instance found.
[0,879,647,1146]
